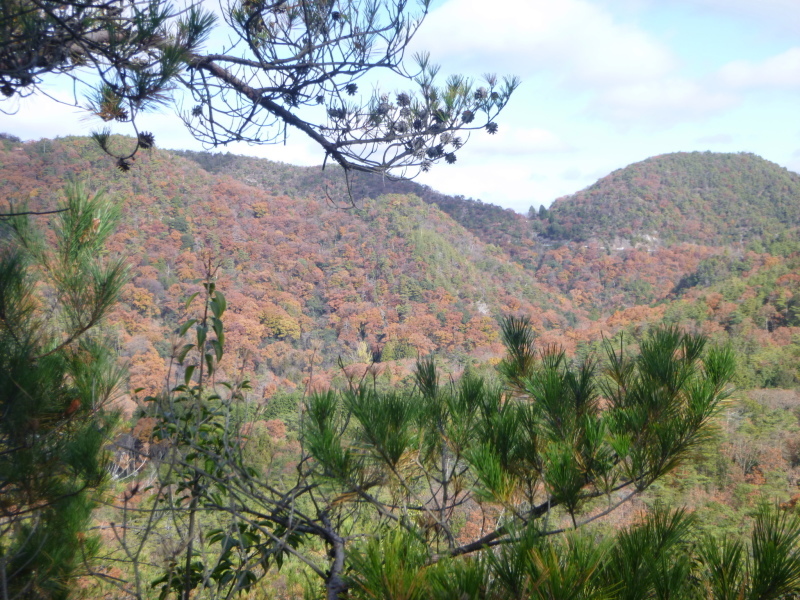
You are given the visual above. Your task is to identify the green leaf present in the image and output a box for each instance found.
[211,290,226,318]
[212,317,224,346]
[205,352,214,376]
[184,364,196,385]
[210,339,223,362]
[178,318,198,337]
[196,324,207,347]
[177,343,195,364]
[184,292,200,310]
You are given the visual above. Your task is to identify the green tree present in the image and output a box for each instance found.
[121,314,741,600]
[0,184,127,598]
[2,0,517,176]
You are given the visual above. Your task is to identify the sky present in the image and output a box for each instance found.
[3,0,800,214]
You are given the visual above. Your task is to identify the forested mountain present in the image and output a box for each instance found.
[6,136,800,599]
[3,137,800,398]
[184,149,800,340]
[0,136,572,401]
[538,151,800,244]
[176,149,540,267]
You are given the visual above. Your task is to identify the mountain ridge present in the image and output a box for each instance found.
[538,151,800,245]
[0,135,578,394]
[2,136,799,394]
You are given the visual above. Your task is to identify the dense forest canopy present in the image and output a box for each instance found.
[2,137,800,389]
[6,0,800,596]
[540,152,800,245]
[4,135,800,598]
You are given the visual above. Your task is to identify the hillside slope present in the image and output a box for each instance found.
[170,149,731,316]
[175,149,540,267]
[0,136,579,397]
[3,137,800,396]
[539,152,800,244]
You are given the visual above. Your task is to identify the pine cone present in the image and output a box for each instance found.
[137,132,155,150]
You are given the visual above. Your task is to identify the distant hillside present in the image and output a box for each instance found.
[0,136,576,397]
[539,152,800,244]
[172,149,723,317]
[172,150,720,318]
[175,150,540,267]
[4,137,800,396]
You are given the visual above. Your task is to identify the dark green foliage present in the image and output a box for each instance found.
[262,388,304,429]
[674,254,752,293]
[297,319,736,597]
[604,506,696,600]
[747,506,800,599]
[347,530,431,600]
[0,185,125,598]
[345,503,800,600]
[698,535,746,600]
[498,315,537,386]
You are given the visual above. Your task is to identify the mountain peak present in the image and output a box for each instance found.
[541,151,800,244]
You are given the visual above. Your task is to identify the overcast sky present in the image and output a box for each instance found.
[3,0,800,213]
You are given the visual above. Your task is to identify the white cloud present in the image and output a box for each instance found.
[414,0,676,87]
[606,0,800,33]
[717,48,800,90]
[0,92,86,140]
[222,136,323,166]
[591,78,736,125]
[418,159,561,213]
[415,0,749,128]
[663,0,800,32]
[467,127,572,156]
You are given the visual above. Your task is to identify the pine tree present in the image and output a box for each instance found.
[0,184,127,598]
[123,313,748,599]
[1,0,517,177]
